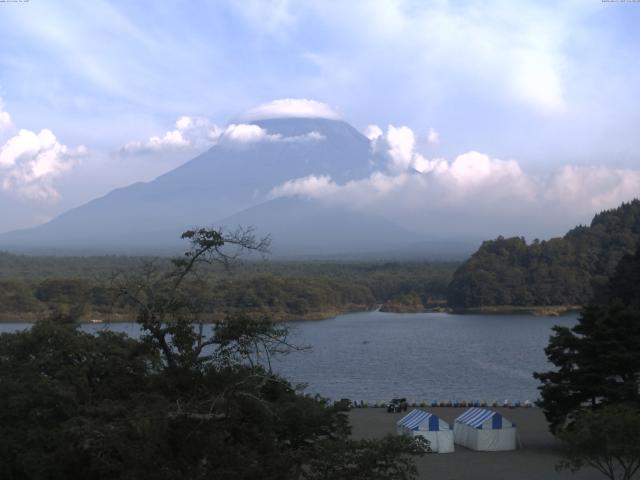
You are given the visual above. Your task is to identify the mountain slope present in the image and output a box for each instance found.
[0,118,388,253]
[219,196,422,257]
[447,200,640,307]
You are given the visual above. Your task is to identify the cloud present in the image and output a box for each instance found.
[240,98,341,121]
[364,124,383,141]
[369,124,437,173]
[121,116,222,155]
[270,123,640,238]
[545,165,640,211]
[222,123,281,143]
[0,128,87,200]
[509,47,566,114]
[385,125,416,172]
[271,149,533,207]
[121,111,327,154]
[220,123,325,144]
[286,1,585,117]
[427,128,439,145]
[271,174,338,198]
[0,101,12,132]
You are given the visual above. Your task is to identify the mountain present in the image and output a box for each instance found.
[0,117,436,257]
[219,196,423,257]
[447,199,640,308]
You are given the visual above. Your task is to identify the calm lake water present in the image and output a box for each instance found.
[0,310,578,403]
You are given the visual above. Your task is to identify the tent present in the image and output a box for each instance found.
[397,409,454,453]
[453,407,517,451]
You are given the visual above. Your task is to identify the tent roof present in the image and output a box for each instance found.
[397,409,446,431]
[455,408,506,429]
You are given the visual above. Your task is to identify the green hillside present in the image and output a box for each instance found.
[447,199,640,308]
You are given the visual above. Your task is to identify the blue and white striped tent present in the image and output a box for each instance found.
[397,409,454,453]
[454,408,517,451]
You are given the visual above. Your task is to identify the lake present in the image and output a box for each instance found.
[0,310,577,403]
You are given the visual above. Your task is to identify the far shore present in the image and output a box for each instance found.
[0,305,375,324]
[0,304,582,324]
[450,305,582,316]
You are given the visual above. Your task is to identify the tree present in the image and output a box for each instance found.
[0,320,159,480]
[557,405,640,480]
[0,227,421,480]
[534,246,640,432]
[448,199,640,308]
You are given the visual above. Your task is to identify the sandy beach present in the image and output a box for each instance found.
[349,407,603,480]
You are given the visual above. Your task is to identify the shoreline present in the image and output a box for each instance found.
[451,305,581,316]
[0,305,376,324]
[0,304,581,324]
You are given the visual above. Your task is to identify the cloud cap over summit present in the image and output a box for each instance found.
[239,99,342,122]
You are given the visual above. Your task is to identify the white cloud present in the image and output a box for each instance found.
[271,149,533,207]
[0,98,12,133]
[386,125,416,172]
[121,116,220,155]
[0,128,87,200]
[545,165,640,211]
[271,174,338,198]
[364,124,383,141]
[121,109,328,154]
[427,128,439,145]
[222,123,281,143]
[369,124,443,173]
[220,123,325,144]
[270,122,640,238]
[293,2,582,116]
[0,111,11,132]
[240,98,341,121]
[510,47,566,113]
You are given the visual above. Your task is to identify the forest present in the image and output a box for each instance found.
[448,200,640,308]
[0,252,456,322]
[3,199,640,321]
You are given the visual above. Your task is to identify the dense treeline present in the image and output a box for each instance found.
[448,200,640,308]
[0,255,456,321]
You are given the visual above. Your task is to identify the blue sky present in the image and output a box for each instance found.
[1,0,640,234]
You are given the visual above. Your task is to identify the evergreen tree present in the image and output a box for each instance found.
[534,246,640,432]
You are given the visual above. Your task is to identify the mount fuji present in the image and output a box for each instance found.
[0,112,471,258]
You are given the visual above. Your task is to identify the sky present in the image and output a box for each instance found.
[1,0,640,237]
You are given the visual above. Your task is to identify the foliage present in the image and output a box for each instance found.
[380,292,426,313]
[0,228,420,480]
[448,200,640,307]
[0,321,158,480]
[0,252,456,321]
[301,436,419,480]
[534,245,640,432]
[557,405,640,480]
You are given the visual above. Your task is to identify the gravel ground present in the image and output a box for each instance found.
[349,407,603,480]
